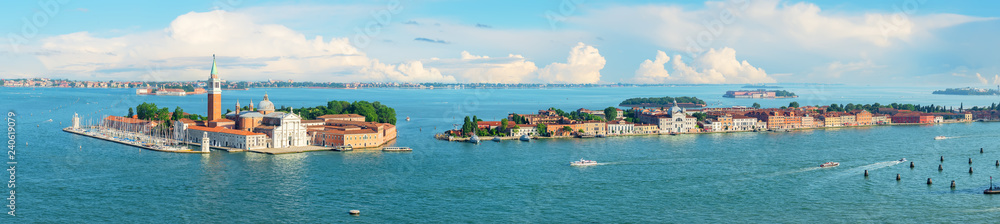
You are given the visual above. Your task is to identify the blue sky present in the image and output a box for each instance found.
[1,0,998,86]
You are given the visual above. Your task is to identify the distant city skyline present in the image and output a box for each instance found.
[1,0,998,86]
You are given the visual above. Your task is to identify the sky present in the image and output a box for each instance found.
[1,0,998,86]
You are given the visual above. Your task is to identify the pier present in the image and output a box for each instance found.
[64,127,207,154]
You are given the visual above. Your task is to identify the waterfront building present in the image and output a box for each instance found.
[638,100,698,133]
[890,113,934,124]
[185,125,268,150]
[509,124,539,136]
[732,115,760,131]
[544,123,579,136]
[853,110,873,125]
[633,124,659,134]
[309,119,398,148]
[606,121,635,135]
[872,115,891,124]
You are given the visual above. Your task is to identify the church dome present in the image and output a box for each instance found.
[257,93,275,112]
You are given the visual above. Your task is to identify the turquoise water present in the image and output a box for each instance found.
[4,85,1000,223]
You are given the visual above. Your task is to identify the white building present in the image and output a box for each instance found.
[255,111,310,148]
[606,121,634,135]
[183,125,269,150]
[509,124,538,136]
[732,115,761,131]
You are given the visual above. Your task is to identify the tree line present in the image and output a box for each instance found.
[276,100,397,125]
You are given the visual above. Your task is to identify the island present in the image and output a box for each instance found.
[438,99,981,144]
[724,89,796,98]
[932,87,1000,95]
[64,55,400,154]
[619,96,706,108]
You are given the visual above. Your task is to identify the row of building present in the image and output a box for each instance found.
[460,100,973,138]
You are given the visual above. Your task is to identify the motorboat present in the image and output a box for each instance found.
[492,137,501,142]
[469,135,480,144]
[570,159,598,166]
[520,135,531,142]
[406,116,410,121]
[820,162,840,168]
[899,158,907,162]
[934,136,947,140]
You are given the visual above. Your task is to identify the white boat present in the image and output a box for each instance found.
[469,135,480,144]
[899,158,907,162]
[570,159,598,166]
[820,162,840,168]
[382,147,412,152]
[406,116,410,121]
[520,135,531,141]
[934,136,947,140]
[492,137,501,142]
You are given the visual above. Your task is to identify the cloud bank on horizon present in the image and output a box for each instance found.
[0,0,997,85]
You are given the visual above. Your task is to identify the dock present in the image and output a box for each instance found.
[64,127,208,154]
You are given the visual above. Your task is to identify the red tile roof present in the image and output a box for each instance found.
[188,125,264,136]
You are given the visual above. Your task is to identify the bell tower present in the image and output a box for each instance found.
[207,54,222,121]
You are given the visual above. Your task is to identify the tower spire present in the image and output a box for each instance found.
[210,54,218,78]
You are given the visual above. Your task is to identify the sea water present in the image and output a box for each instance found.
[4,84,1000,223]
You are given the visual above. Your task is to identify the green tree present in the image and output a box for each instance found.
[500,118,509,134]
[562,126,573,132]
[172,107,183,121]
[604,107,618,121]
[462,116,473,135]
[127,108,134,117]
[788,102,800,108]
[752,102,761,109]
[692,112,707,121]
[537,123,548,136]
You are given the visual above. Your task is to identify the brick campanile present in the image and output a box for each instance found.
[207,55,222,121]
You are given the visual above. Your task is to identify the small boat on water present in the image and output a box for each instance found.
[382,147,412,152]
[934,136,947,140]
[820,162,840,168]
[899,158,907,162]
[570,159,598,166]
[406,116,410,121]
[469,135,481,144]
[985,176,1000,194]
[492,137,501,142]
[519,135,531,141]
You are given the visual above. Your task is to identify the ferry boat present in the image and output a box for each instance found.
[820,162,840,168]
[519,135,531,141]
[570,159,598,166]
[934,136,947,140]
[382,147,412,152]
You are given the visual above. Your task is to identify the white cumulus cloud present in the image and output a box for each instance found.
[633,47,774,84]
[537,42,606,84]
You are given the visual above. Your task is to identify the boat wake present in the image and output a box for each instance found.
[833,160,904,178]
[761,166,823,178]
